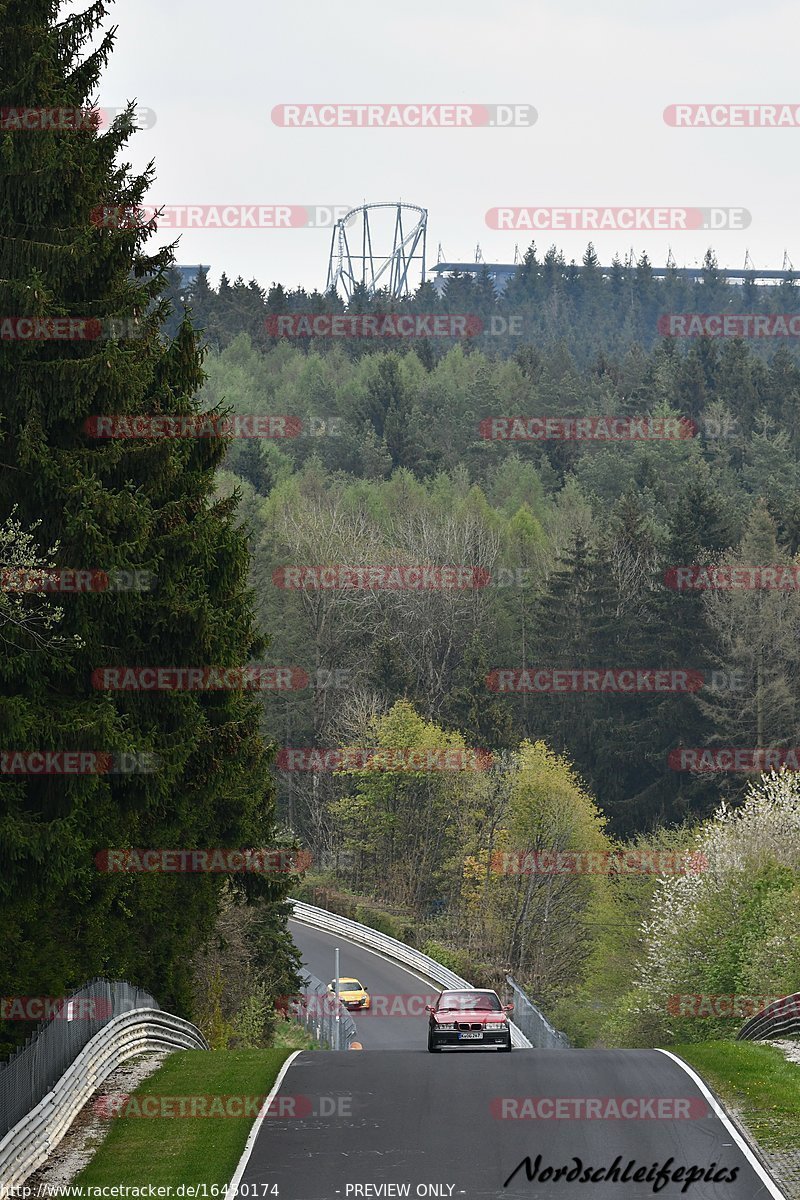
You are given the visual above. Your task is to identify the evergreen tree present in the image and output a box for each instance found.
[527,529,601,772]
[0,0,297,1041]
[441,629,517,751]
[186,267,218,348]
[698,499,800,762]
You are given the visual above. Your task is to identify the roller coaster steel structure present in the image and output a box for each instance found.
[327,203,427,300]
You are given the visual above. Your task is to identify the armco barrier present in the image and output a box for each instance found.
[737,992,800,1042]
[0,1009,208,1189]
[291,969,358,1049]
[506,975,571,1049]
[0,978,159,1139]
[289,899,534,1048]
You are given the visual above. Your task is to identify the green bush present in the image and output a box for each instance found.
[420,939,472,978]
[593,991,673,1049]
[549,997,604,1048]
[353,903,417,945]
[232,982,275,1049]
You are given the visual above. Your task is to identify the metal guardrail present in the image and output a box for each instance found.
[290,899,533,1048]
[0,1008,208,1189]
[290,970,358,1050]
[0,978,159,1140]
[506,976,571,1048]
[737,993,800,1042]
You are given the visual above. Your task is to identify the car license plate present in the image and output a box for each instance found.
[458,1031,482,1040]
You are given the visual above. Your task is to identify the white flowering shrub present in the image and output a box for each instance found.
[0,506,69,647]
[619,771,800,1045]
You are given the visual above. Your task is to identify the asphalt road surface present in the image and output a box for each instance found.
[289,918,438,1049]
[234,922,779,1199]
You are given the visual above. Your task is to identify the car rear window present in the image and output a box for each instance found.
[437,991,501,1011]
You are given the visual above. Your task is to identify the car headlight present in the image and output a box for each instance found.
[436,1022,457,1030]
[485,1021,506,1030]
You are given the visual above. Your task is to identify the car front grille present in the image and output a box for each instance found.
[457,1022,482,1031]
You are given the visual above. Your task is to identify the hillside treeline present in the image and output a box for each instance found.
[165,249,800,367]
[200,332,800,839]
[196,304,800,1044]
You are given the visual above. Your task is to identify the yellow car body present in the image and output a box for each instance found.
[328,977,371,1010]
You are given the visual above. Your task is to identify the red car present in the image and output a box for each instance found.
[426,989,513,1052]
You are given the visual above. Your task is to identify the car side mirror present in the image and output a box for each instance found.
[504,1004,514,1013]
[424,1004,433,1012]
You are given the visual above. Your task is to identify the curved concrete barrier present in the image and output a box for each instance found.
[0,1008,208,1188]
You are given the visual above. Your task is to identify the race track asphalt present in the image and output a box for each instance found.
[289,918,438,1050]
[233,921,779,1199]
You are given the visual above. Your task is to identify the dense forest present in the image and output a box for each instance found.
[164,248,800,367]
[178,268,800,838]
[3,0,800,1059]
[168,264,800,1044]
[0,0,301,1057]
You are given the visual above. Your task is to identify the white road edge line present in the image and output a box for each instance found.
[228,1049,303,1194]
[655,1048,787,1200]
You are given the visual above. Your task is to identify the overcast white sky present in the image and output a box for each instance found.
[93,0,800,292]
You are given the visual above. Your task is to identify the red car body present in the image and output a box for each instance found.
[426,988,513,1052]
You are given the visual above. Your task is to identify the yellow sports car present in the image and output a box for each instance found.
[327,977,371,1010]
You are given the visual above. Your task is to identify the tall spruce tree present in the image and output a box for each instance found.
[0,0,297,1043]
[641,478,735,831]
[527,529,600,776]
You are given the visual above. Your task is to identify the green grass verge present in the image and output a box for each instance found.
[75,1048,294,1188]
[271,1014,318,1051]
[671,1039,800,1152]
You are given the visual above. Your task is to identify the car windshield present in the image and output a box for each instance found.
[332,979,361,989]
[437,990,501,1011]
